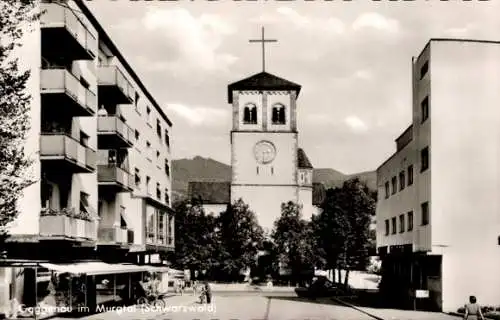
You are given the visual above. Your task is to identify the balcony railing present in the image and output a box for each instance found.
[40,133,96,173]
[97,65,135,104]
[40,2,97,60]
[41,68,97,116]
[97,165,133,192]
[97,116,134,149]
[98,227,134,245]
[39,209,97,241]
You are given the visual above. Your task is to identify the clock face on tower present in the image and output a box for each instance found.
[254,140,276,164]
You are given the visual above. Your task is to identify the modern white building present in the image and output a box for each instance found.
[0,0,174,317]
[376,38,500,312]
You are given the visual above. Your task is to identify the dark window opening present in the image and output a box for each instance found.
[243,103,257,124]
[272,103,286,124]
[421,147,429,172]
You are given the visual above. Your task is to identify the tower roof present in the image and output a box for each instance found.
[227,71,301,103]
[297,148,313,169]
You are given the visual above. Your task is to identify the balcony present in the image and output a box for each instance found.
[97,227,134,246]
[39,209,97,241]
[40,2,97,61]
[97,116,134,149]
[40,134,96,174]
[41,68,97,116]
[97,65,134,105]
[97,165,133,193]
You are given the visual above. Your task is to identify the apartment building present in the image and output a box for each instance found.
[376,39,500,313]
[0,0,174,316]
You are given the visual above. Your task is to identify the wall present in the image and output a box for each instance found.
[9,16,42,235]
[232,131,297,185]
[231,185,297,233]
[298,187,313,220]
[202,204,227,216]
[429,40,500,310]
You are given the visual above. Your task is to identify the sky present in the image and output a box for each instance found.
[86,0,500,174]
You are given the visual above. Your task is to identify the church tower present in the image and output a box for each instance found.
[226,28,307,232]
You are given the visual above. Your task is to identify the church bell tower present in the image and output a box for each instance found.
[227,28,303,233]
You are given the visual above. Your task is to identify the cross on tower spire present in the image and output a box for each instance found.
[249,27,277,72]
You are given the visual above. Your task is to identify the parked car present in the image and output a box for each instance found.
[295,276,352,298]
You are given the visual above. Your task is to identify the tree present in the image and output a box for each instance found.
[172,199,219,276]
[216,199,264,281]
[314,178,375,287]
[272,202,316,285]
[0,0,39,251]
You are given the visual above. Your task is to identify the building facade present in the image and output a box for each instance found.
[0,0,174,317]
[376,39,500,312]
[189,72,324,233]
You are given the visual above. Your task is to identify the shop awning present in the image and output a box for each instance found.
[39,262,151,276]
[146,266,170,273]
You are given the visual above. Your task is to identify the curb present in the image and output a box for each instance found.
[331,297,385,320]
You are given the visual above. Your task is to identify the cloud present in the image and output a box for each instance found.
[344,116,369,133]
[166,104,228,127]
[252,7,345,35]
[118,8,238,74]
[352,13,399,33]
[444,24,476,37]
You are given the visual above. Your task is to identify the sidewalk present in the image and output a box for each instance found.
[333,297,462,320]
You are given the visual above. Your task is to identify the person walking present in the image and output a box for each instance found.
[203,281,212,304]
[464,295,485,320]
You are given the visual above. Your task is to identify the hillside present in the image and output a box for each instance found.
[172,156,376,201]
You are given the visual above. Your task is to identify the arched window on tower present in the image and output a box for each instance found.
[243,103,257,124]
[272,103,286,124]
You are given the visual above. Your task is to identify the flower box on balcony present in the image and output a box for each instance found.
[39,215,71,238]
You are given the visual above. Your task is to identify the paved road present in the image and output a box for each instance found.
[77,295,375,320]
[139,296,373,320]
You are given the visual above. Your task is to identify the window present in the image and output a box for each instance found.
[420,60,429,80]
[156,182,161,199]
[80,192,89,214]
[421,147,429,172]
[165,188,170,204]
[146,176,151,194]
[407,165,414,185]
[399,214,405,233]
[165,129,170,147]
[399,171,405,191]
[80,131,89,147]
[156,150,160,159]
[384,182,390,199]
[134,168,140,187]
[256,166,259,175]
[407,211,413,231]
[385,219,389,236]
[243,103,257,124]
[421,96,429,123]
[146,106,151,125]
[156,119,161,138]
[271,167,274,175]
[134,130,139,141]
[391,177,397,195]
[421,202,429,225]
[391,217,397,234]
[271,103,286,124]
[134,92,140,111]
[165,159,170,176]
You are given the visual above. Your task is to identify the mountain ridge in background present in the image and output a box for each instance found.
[172,156,376,201]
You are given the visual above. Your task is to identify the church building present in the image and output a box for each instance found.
[188,30,324,232]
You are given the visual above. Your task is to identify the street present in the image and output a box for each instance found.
[78,294,375,320]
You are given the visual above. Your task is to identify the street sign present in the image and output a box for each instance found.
[416,290,429,298]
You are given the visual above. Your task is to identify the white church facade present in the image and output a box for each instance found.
[189,71,325,232]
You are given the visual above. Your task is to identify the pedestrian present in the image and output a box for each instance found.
[463,295,485,320]
[203,281,212,304]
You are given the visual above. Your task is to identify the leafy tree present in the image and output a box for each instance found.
[314,178,375,286]
[172,198,219,276]
[272,202,316,285]
[0,0,39,252]
[216,199,264,281]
